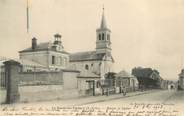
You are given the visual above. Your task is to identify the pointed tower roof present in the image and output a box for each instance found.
[100,7,108,29]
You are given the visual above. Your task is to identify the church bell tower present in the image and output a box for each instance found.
[96,7,111,55]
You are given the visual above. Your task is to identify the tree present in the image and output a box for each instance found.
[132,67,161,89]
[105,72,116,79]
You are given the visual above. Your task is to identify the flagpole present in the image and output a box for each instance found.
[26,0,29,34]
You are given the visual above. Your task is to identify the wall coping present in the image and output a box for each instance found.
[3,60,21,66]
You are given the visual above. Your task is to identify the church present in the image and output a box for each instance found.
[69,8,114,79]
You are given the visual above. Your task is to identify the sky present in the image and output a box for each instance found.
[0,0,184,81]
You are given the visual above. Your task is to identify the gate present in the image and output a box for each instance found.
[100,79,116,95]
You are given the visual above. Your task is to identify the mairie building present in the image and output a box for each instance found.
[19,34,70,72]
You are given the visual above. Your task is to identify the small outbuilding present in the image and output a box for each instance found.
[115,70,139,92]
[77,70,101,96]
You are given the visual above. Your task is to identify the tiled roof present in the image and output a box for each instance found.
[62,67,80,73]
[19,42,69,54]
[0,57,46,68]
[69,51,106,62]
[20,42,50,52]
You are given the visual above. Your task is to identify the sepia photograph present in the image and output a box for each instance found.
[0,0,184,115]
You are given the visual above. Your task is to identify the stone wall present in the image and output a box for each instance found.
[17,70,80,102]
[3,60,80,103]
[63,71,79,89]
[19,71,63,85]
[18,85,79,102]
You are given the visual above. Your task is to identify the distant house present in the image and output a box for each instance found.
[132,67,162,89]
[178,69,184,90]
[160,79,169,90]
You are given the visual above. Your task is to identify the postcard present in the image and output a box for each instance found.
[0,0,184,115]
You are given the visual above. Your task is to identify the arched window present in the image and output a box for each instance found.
[85,64,89,70]
[102,33,105,40]
[99,34,101,40]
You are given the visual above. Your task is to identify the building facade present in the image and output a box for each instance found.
[69,9,114,79]
[19,34,69,71]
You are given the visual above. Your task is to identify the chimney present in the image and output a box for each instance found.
[32,37,37,50]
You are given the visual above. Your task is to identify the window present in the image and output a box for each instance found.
[63,57,66,66]
[91,63,93,67]
[52,56,55,64]
[99,34,101,40]
[59,56,62,65]
[102,33,105,40]
[107,34,110,40]
[27,69,32,72]
[85,64,89,70]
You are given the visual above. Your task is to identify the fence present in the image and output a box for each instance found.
[98,77,139,95]
[0,66,6,89]
[0,65,7,104]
